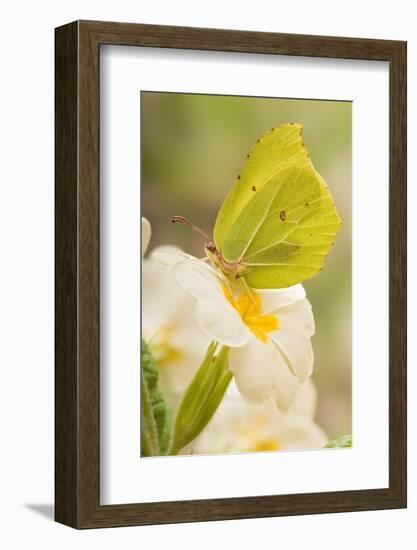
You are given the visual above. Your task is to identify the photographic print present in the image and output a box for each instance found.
[140,91,352,457]
[55,21,406,527]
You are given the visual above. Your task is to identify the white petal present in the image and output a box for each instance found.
[271,356,302,413]
[141,255,195,340]
[229,337,300,413]
[278,298,315,337]
[151,246,191,268]
[173,259,250,347]
[269,299,315,383]
[142,260,176,338]
[173,258,225,301]
[270,331,314,383]
[276,415,327,450]
[257,284,306,315]
[289,379,318,418]
[141,217,151,256]
[195,299,250,347]
[263,378,318,419]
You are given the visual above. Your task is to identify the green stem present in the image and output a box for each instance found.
[169,342,232,456]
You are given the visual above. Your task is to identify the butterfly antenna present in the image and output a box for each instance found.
[171,216,212,243]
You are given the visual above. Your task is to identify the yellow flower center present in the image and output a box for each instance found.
[252,438,282,452]
[150,325,184,367]
[222,284,279,343]
[235,417,282,453]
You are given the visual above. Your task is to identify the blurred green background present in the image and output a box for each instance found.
[141,91,351,439]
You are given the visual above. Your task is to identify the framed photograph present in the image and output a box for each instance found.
[55,20,406,528]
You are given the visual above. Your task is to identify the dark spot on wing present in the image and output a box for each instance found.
[252,185,256,192]
[279,210,286,221]
[237,174,240,180]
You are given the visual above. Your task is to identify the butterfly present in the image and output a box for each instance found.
[173,123,342,289]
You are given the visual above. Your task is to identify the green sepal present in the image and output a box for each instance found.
[325,435,352,448]
[169,342,232,455]
[141,339,171,456]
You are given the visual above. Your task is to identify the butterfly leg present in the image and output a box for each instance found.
[240,276,258,309]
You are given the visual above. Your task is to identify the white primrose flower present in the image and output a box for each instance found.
[153,247,315,413]
[141,216,152,255]
[184,379,327,455]
[141,218,210,397]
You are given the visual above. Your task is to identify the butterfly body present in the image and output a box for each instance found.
[205,243,245,280]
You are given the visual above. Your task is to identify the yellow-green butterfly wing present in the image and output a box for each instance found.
[213,123,342,289]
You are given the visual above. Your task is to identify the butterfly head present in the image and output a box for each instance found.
[171,215,245,280]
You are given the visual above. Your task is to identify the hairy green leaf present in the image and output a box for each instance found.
[325,435,352,448]
[141,339,171,456]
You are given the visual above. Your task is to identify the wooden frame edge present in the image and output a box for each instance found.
[55,20,407,529]
[55,20,80,528]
